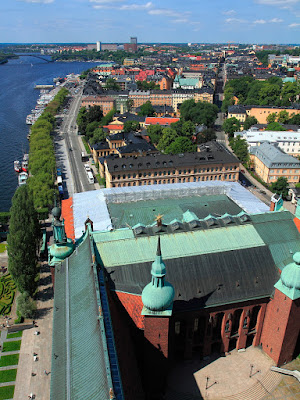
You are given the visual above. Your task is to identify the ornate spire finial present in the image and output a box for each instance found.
[157,235,161,256]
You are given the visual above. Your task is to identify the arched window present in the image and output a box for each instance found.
[249,306,261,331]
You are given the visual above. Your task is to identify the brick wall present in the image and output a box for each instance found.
[260,289,300,366]
[144,316,170,358]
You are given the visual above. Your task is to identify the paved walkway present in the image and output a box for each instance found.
[166,347,282,400]
[13,263,53,400]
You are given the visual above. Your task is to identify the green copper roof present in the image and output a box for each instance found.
[142,237,175,313]
[283,77,296,83]
[275,252,300,300]
[51,232,115,400]
[251,211,300,270]
[95,224,265,268]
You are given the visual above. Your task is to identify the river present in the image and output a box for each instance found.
[0,55,99,212]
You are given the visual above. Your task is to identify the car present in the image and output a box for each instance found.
[84,163,91,172]
[259,190,266,195]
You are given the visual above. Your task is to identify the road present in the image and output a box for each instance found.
[60,85,96,194]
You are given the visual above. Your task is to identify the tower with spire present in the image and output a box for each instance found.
[141,236,174,360]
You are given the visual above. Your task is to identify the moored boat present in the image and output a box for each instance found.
[14,160,21,172]
[22,154,29,172]
[18,172,28,186]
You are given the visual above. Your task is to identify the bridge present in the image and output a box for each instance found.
[18,54,53,63]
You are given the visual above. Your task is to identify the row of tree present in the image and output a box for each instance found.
[28,88,69,209]
[222,76,300,111]
[8,186,41,318]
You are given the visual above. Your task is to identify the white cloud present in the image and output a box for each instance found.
[270,17,283,22]
[19,0,54,3]
[171,18,189,24]
[147,8,184,18]
[256,0,299,5]
[120,2,152,10]
[223,10,236,15]
[289,22,300,27]
[225,17,246,23]
[254,19,267,24]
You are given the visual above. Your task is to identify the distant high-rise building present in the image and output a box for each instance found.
[124,37,137,53]
[130,37,137,45]
[96,41,101,52]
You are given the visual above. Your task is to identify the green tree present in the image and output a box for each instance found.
[288,114,300,125]
[271,177,289,198]
[229,136,249,164]
[123,120,140,133]
[265,122,286,131]
[147,125,163,144]
[181,121,195,137]
[197,128,217,144]
[258,84,281,106]
[77,107,88,134]
[180,100,218,127]
[137,81,160,90]
[281,82,300,105]
[85,121,100,139]
[87,106,103,124]
[105,78,121,91]
[7,186,41,296]
[157,128,178,152]
[277,110,290,124]
[266,112,277,124]
[222,117,241,137]
[17,292,36,318]
[165,137,196,154]
[90,128,107,145]
[243,116,258,130]
[138,101,156,116]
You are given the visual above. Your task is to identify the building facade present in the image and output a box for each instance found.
[104,142,240,188]
[250,142,300,184]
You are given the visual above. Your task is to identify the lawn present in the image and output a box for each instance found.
[2,341,21,352]
[0,369,17,383]
[0,244,7,253]
[6,331,22,339]
[0,385,14,400]
[0,354,19,367]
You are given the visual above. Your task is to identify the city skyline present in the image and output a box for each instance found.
[2,0,300,44]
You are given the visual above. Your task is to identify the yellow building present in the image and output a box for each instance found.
[247,106,300,124]
[250,142,300,184]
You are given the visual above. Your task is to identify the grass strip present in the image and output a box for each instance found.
[6,331,22,339]
[0,244,7,253]
[0,354,19,367]
[0,385,14,400]
[2,341,21,353]
[0,369,17,383]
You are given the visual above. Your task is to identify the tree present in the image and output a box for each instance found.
[271,177,289,198]
[138,101,155,116]
[243,116,258,130]
[165,137,196,154]
[288,114,300,125]
[90,128,107,145]
[258,84,281,106]
[229,136,249,164]
[180,100,218,127]
[105,78,121,91]
[222,117,241,137]
[197,128,217,144]
[277,110,290,124]
[265,122,286,131]
[147,125,163,144]
[266,112,277,124]
[181,121,195,137]
[7,186,41,296]
[157,128,178,152]
[137,81,160,90]
[17,292,36,318]
[123,120,140,133]
[86,106,103,124]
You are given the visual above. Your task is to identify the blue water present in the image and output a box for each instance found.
[0,55,99,211]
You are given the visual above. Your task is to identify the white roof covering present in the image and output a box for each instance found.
[72,181,269,238]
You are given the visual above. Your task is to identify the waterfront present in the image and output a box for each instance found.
[0,56,99,211]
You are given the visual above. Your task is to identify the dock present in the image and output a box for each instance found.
[34,84,55,89]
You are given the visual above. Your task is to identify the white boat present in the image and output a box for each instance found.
[18,172,28,186]
[14,160,21,172]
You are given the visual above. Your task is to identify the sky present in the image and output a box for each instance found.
[2,0,300,44]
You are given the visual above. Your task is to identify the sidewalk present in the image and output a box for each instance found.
[13,263,53,400]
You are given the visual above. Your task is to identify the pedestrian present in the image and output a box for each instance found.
[44,370,47,375]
